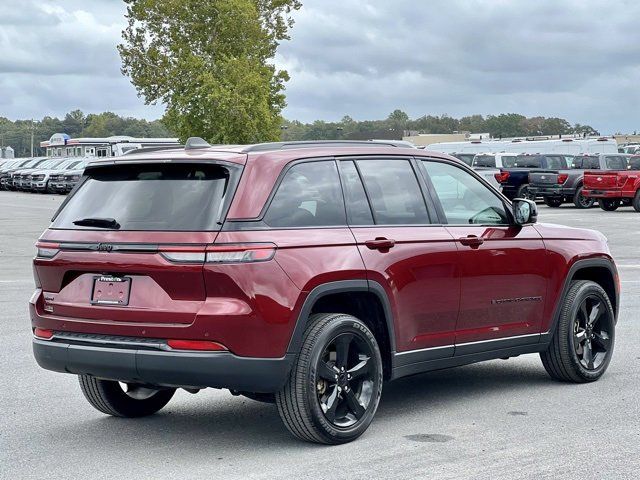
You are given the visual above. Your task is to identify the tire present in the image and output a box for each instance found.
[540,280,615,383]
[573,186,594,209]
[543,197,563,208]
[78,375,175,417]
[598,199,619,211]
[276,313,383,444]
[633,191,640,212]
[516,184,535,201]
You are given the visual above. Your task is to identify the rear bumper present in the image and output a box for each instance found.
[528,185,574,197]
[33,337,294,393]
[582,189,625,199]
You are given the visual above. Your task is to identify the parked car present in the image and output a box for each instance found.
[583,155,640,211]
[61,168,85,193]
[494,154,569,200]
[32,139,619,444]
[2,158,48,190]
[30,158,87,193]
[15,158,70,191]
[528,154,629,209]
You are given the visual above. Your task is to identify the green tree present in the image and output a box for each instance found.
[118,0,301,144]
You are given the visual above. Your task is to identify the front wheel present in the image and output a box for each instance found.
[632,191,640,212]
[276,313,383,444]
[78,375,175,417]
[598,199,619,211]
[573,187,595,209]
[540,281,615,383]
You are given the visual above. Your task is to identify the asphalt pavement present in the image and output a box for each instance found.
[1,191,639,479]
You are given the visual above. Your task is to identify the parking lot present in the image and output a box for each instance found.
[1,190,639,480]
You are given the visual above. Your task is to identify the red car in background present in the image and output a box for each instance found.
[584,155,640,211]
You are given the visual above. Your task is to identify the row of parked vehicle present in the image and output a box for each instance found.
[451,152,640,212]
[0,156,87,194]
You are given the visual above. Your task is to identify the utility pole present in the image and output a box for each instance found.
[30,120,35,157]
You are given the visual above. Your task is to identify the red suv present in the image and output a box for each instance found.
[31,140,619,444]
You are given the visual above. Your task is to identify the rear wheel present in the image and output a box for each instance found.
[540,281,615,383]
[598,199,619,211]
[573,186,594,209]
[276,313,383,444]
[632,191,640,212]
[543,197,563,208]
[78,375,175,417]
[516,184,535,201]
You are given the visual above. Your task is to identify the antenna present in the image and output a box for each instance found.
[185,137,211,150]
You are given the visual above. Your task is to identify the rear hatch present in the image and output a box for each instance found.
[33,159,243,328]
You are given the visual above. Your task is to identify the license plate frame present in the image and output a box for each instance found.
[91,275,131,306]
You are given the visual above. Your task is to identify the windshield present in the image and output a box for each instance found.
[605,155,628,170]
[472,155,496,167]
[52,163,239,231]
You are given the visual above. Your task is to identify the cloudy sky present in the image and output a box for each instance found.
[0,0,638,133]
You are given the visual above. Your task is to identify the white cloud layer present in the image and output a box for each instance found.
[0,0,638,133]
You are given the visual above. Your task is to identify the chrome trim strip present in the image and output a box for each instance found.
[395,332,541,356]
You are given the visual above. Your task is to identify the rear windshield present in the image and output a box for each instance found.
[544,155,569,169]
[52,163,237,231]
[453,154,475,166]
[472,155,496,167]
[573,156,600,169]
[515,155,542,168]
[604,155,628,170]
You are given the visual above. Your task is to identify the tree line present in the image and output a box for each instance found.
[0,110,173,157]
[281,110,599,142]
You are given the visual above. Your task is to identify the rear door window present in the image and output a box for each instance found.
[264,161,346,227]
[629,158,640,170]
[339,161,374,225]
[52,163,237,231]
[356,159,430,225]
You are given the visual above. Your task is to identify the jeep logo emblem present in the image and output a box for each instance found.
[97,243,114,252]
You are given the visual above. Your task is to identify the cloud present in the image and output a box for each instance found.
[0,0,638,133]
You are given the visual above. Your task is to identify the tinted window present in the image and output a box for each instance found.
[574,156,599,169]
[605,155,628,170]
[357,159,430,225]
[423,160,509,225]
[502,156,518,168]
[544,155,569,169]
[515,155,542,168]
[629,157,640,170]
[265,161,345,227]
[339,161,373,225]
[52,163,235,231]
[472,155,496,168]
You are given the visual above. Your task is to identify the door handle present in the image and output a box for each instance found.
[365,237,396,251]
[459,235,484,248]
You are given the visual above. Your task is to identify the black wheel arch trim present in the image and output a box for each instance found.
[540,257,619,343]
[285,280,397,356]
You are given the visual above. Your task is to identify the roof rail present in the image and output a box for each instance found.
[243,139,415,153]
[121,144,185,155]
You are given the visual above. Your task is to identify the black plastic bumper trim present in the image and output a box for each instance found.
[33,339,294,393]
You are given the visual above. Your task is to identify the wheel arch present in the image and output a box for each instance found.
[542,258,619,343]
[286,280,396,380]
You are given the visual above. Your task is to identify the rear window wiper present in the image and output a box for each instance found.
[73,217,121,229]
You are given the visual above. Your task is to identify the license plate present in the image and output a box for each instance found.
[91,276,131,306]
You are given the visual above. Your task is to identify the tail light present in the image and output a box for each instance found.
[494,171,510,183]
[35,242,60,259]
[160,243,276,264]
[557,174,569,184]
[167,339,227,351]
[205,243,276,263]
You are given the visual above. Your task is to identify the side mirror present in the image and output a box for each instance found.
[512,198,537,225]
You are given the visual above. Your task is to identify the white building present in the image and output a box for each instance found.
[41,133,180,158]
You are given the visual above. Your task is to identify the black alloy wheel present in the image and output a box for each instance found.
[315,332,376,427]
[572,295,613,370]
[598,199,619,211]
[573,187,595,209]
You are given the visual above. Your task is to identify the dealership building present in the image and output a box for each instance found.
[40,133,180,158]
